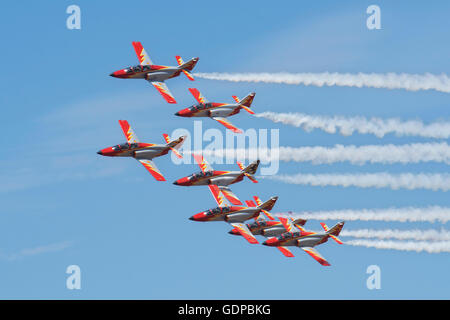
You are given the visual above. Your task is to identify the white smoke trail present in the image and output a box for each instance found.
[263,172,450,191]
[255,111,450,139]
[278,143,450,165]
[276,206,450,223]
[341,229,450,241]
[198,143,450,165]
[194,72,450,93]
[346,239,450,254]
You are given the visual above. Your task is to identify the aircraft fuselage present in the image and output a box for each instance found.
[263,231,329,248]
[110,64,181,82]
[229,220,285,237]
[173,171,244,186]
[97,142,170,160]
[175,103,241,118]
[189,206,261,223]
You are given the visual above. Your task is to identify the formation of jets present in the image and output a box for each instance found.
[100,41,346,266]
[109,41,254,133]
[175,155,344,266]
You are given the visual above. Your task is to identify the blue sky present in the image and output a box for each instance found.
[0,0,449,299]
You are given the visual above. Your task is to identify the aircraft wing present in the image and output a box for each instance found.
[278,217,301,233]
[137,159,166,181]
[207,185,242,206]
[212,117,243,134]
[301,247,331,266]
[188,88,208,104]
[277,246,294,257]
[118,120,140,143]
[208,184,229,207]
[150,81,177,104]
[230,223,259,244]
[132,41,153,65]
[217,186,242,205]
[245,200,257,207]
[192,153,214,173]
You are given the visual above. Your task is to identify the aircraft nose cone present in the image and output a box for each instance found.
[175,108,192,117]
[109,72,115,77]
[262,241,268,246]
[173,177,190,186]
[97,150,103,155]
[189,216,194,221]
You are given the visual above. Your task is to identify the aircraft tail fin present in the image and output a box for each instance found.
[237,160,260,183]
[232,93,256,114]
[176,56,199,80]
[234,93,256,107]
[256,196,278,212]
[240,160,260,175]
[163,134,186,159]
[292,218,307,227]
[320,222,345,244]
[250,196,275,220]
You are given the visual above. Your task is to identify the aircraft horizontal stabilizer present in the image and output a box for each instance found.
[320,222,345,244]
[231,95,255,114]
[237,161,258,183]
[261,209,276,221]
[176,56,199,77]
[163,134,185,159]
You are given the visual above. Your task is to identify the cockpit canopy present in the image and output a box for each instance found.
[205,206,231,216]
[249,220,267,229]
[126,65,151,73]
[277,231,300,241]
[206,207,220,216]
[190,170,214,180]
[189,103,212,111]
[112,142,139,151]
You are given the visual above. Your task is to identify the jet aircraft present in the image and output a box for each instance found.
[175,88,256,133]
[262,218,345,266]
[173,154,260,205]
[189,185,278,245]
[97,120,186,181]
[110,41,199,104]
